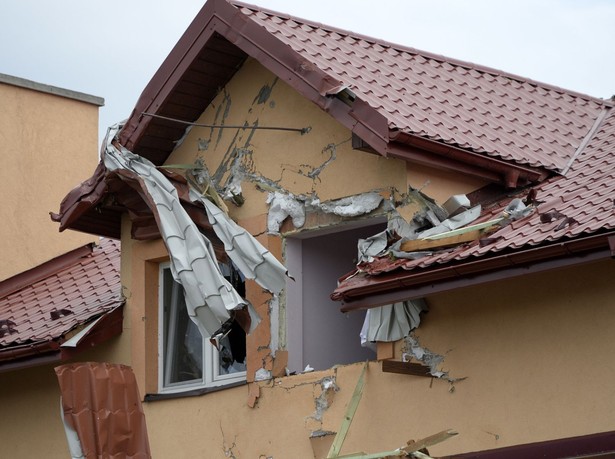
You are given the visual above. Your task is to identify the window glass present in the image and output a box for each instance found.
[160,263,246,392]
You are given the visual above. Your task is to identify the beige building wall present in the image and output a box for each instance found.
[132,259,615,458]
[165,58,408,221]
[0,75,101,281]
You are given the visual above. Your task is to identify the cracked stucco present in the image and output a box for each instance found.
[403,333,466,388]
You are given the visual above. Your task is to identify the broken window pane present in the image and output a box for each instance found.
[160,263,246,392]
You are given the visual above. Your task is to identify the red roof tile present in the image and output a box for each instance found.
[0,238,122,350]
[234,1,611,173]
[55,362,151,457]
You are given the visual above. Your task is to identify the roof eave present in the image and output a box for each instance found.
[0,305,124,373]
[388,131,549,188]
[334,232,615,312]
[117,0,390,164]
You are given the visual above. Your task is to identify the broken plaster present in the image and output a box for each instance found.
[266,191,386,235]
[402,334,466,387]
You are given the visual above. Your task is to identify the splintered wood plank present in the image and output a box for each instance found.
[400,230,485,251]
[400,218,503,252]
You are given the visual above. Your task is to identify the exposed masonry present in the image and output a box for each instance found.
[267,370,340,433]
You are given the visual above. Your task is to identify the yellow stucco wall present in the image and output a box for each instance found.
[165,58,408,223]
[129,258,615,458]
[0,80,99,281]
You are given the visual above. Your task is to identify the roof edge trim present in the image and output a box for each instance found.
[337,232,615,311]
[388,132,548,187]
[0,73,104,106]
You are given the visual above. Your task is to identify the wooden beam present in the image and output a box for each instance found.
[327,363,368,458]
[381,360,432,377]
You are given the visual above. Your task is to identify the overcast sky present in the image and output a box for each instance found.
[1,1,614,144]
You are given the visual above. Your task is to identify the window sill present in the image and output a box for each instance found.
[144,380,247,402]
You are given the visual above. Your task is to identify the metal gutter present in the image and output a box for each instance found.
[338,232,615,312]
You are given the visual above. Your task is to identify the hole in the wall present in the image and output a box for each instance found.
[285,219,386,373]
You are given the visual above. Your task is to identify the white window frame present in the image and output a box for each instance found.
[158,262,246,394]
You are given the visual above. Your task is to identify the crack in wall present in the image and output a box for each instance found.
[309,376,339,423]
[403,333,466,389]
[220,423,239,459]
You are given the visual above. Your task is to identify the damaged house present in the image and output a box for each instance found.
[47,0,615,457]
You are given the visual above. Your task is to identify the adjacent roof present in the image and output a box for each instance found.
[54,0,613,240]
[333,108,615,309]
[0,238,123,371]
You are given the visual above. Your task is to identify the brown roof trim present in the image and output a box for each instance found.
[118,0,386,162]
[445,429,615,458]
[388,132,548,188]
[336,232,615,312]
[0,244,94,299]
[0,305,123,373]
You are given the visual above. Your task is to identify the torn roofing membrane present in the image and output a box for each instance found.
[102,124,287,338]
